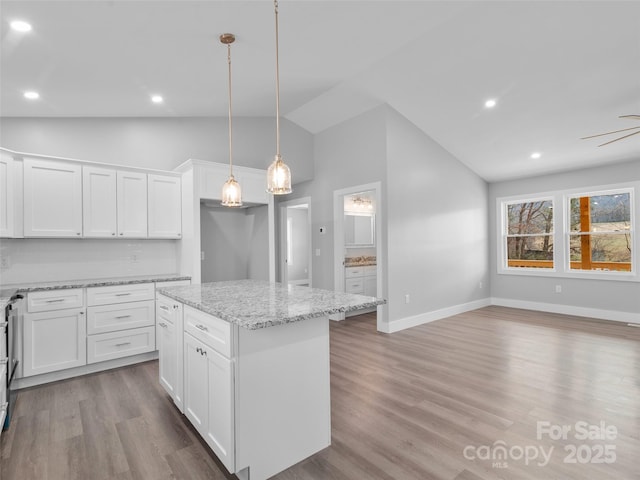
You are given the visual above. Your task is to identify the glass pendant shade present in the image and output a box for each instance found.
[221,174,242,207]
[267,154,292,194]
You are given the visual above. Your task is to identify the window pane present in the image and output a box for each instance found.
[507,201,553,235]
[507,235,554,268]
[569,233,632,271]
[570,192,630,233]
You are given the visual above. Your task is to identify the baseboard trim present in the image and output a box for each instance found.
[383,298,492,333]
[12,351,159,390]
[491,297,640,325]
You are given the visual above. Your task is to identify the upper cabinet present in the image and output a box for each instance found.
[0,151,14,237]
[24,158,83,237]
[117,171,148,238]
[83,166,117,237]
[148,174,181,238]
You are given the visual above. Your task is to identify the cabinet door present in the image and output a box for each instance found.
[148,174,181,238]
[117,171,147,238]
[364,275,377,297]
[158,315,177,399]
[183,333,208,433]
[205,348,235,473]
[0,151,14,238]
[24,158,82,237]
[83,166,117,237]
[23,308,87,377]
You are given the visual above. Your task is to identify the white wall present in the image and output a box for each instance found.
[0,116,314,181]
[489,159,640,319]
[0,238,177,284]
[385,108,489,328]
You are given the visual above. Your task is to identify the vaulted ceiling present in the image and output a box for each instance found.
[2,1,639,182]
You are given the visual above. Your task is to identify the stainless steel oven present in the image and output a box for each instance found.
[2,294,22,432]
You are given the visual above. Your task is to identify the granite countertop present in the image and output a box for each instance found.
[158,279,386,330]
[0,273,191,296]
[344,256,377,267]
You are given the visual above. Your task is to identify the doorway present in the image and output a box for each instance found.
[333,182,384,330]
[279,197,312,287]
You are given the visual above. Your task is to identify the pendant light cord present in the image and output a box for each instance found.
[227,43,234,177]
[274,0,281,157]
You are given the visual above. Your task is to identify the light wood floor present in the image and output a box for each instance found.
[2,306,639,479]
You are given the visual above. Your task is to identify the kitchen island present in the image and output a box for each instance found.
[157,280,385,480]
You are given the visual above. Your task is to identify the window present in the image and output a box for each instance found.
[498,183,636,279]
[504,200,554,269]
[567,190,632,272]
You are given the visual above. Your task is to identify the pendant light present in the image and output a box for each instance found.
[220,33,243,207]
[266,0,292,195]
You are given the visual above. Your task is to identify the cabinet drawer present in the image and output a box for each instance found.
[184,305,231,358]
[87,283,155,306]
[345,278,365,294]
[345,267,364,278]
[87,300,155,335]
[27,289,84,313]
[157,294,180,324]
[87,326,155,364]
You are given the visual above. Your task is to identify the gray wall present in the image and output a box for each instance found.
[489,159,640,315]
[0,116,314,182]
[386,108,489,322]
[200,204,269,282]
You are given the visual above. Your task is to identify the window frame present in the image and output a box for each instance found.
[497,182,638,282]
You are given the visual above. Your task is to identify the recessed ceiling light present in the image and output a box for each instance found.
[530,152,542,159]
[24,91,40,100]
[484,99,497,108]
[151,95,163,104]
[10,20,32,32]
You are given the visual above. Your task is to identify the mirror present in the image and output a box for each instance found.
[345,214,375,247]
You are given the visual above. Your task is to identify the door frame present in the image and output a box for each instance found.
[333,181,384,331]
[279,196,312,287]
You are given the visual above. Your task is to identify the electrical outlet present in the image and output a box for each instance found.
[0,255,9,269]
[131,254,139,263]
[479,281,483,290]
[201,251,205,261]
[555,285,562,293]
[315,249,321,257]
[405,294,410,304]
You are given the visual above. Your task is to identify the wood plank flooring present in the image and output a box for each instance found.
[2,306,639,479]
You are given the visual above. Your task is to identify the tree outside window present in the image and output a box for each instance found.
[505,200,554,269]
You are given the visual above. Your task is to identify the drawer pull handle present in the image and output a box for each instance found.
[196,347,202,354]
[159,305,170,311]
[115,293,131,297]
[115,315,131,319]
[45,299,65,303]
[115,342,131,347]
[195,324,209,332]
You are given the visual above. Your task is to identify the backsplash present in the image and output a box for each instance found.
[0,238,179,285]
[345,255,376,267]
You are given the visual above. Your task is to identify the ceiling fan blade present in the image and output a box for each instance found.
[581,125,640,139]
[619,115,640,120]
[598,129,640,147]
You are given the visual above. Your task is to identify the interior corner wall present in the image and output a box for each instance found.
[279,106,388,291]
[384,108,489,327]
[0,116,314,182]
[489,159,640,317]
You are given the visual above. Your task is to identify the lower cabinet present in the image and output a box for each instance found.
[23,308,87,377]
[183,331,235,473]
[156,294,184,411]
[87,326,155,364]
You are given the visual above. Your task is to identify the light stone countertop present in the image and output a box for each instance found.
[1,274,191,294]
[158,279,386,330]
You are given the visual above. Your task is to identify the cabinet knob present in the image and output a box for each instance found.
[112,233,116,236]
[77,232,81,236]
[120,233,124,236]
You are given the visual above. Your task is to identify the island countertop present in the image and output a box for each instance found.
[157,279,386,330]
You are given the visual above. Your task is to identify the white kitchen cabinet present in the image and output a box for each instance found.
[117,171,148,238]
[156,294,184,411]
[183,327,234,473]
[0,151,14,237]
[148,174,181,238]
[344,265,377,297]
[23,307,87,377]
[83,166,117,237]
[24,158,82,237]
[87,326,155,364]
